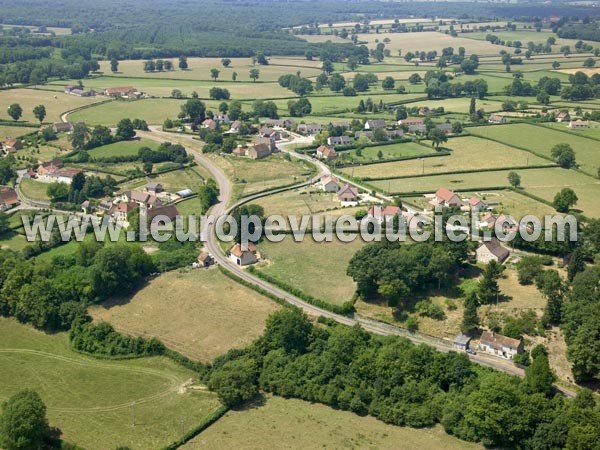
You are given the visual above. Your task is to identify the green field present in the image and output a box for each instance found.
[340,136,550,180]
[256,186,354,217]
[0,318,222,450]
[87,138,160,158]
[468,123,600,175]
[19,178,51,203]
[185,395,481,450]
[539,120,600,140]
[256,237,364,306]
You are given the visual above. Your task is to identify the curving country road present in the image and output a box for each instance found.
[124,127,575,396]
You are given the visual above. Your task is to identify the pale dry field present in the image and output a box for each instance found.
[98,57,323,82]
[355,31,504,55]
[89,269,280,362]
[0,88,105,122]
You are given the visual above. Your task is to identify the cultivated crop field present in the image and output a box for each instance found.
[185,395,481,450]
[256,237,365,306]
[89,269,280,361]
[0,318,222,450]
[0,88,106,123]
[468,123,600,176]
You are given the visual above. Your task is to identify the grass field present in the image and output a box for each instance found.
[68,98,186,126]
[0,88,105,123]
[256,237,364,306]
[186,395,481,450]
[19,178,51,202]
[97,57,323,82]
[0,318,222,450]
[341,136,549,180]
[89,269,280,361]
[208,153,314,201]
[468,123,600,175]
[401,96,505,114]
[0,124,38,141]
[87,138,160,158]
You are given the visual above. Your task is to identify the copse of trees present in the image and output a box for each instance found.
[0,390,62,450]
[347,241,467,308]
[278,74,313,95]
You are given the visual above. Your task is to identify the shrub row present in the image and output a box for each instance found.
[160,406,229,450]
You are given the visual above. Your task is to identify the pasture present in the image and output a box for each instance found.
[89,269,280,362]
[186,395,481,450]
[256,186,348,216]
[256,237,365,306]
[0,318,222,450]
[0,88,105,123]
[468,123,600,176]
[340,136,549,180]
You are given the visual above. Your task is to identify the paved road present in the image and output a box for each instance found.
[119,127,576,397]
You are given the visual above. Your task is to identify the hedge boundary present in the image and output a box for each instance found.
[160,405,229,450]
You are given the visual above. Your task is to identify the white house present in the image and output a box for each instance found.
[229,243,258,266]
[479,331,523,360]
[476,238,510,264]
